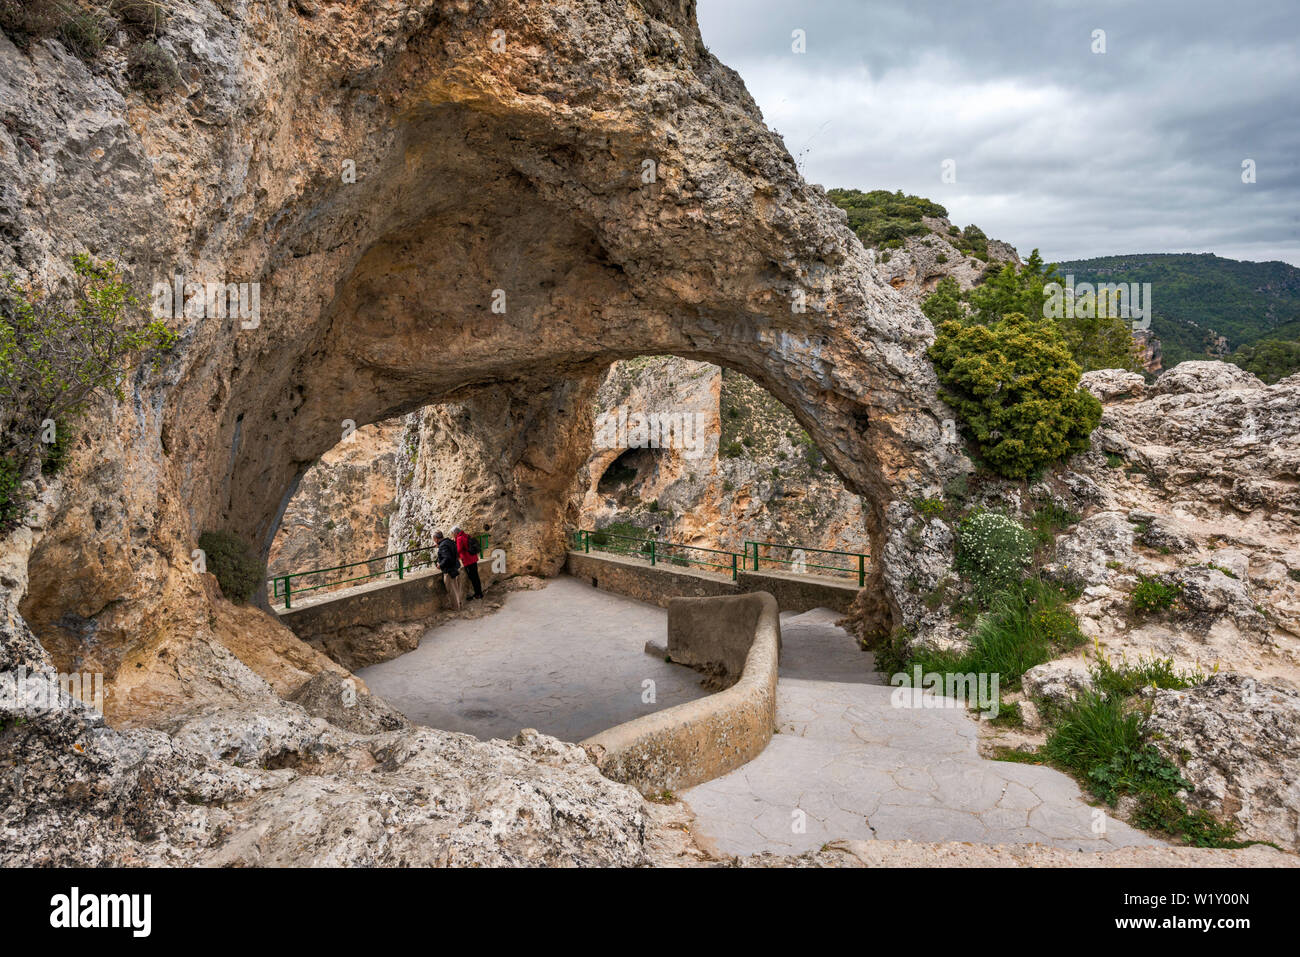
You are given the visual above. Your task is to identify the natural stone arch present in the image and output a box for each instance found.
[17,0,964,702]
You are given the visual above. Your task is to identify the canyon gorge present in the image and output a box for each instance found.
[2,0,1298,866]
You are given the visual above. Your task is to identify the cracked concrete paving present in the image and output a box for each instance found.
[358,577,707,742]
[680,607,1164,857]
[361,580,1162,854]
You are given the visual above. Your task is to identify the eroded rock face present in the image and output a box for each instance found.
[2,0,964,865]
[1148,675,1300,850]
[268,419,403,578]
[577,357,871,556]
[8,0,967,689]
[388,377,599,579]
[875,215,1020,300]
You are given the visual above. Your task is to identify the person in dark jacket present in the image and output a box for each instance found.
[433,529,463,610]
[453,526,484,601]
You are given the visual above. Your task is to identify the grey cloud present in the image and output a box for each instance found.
[697,0,1300,265]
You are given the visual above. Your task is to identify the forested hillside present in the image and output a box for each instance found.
[1055,253,1300,366]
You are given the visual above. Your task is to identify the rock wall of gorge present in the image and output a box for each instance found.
[1,0,960,864]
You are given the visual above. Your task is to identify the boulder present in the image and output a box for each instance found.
[1044,511,1134,588]
[1153,361,1265,396]
[1081,369,1147,403]
[1147,674,1300,850]
[1022,660,1095,704]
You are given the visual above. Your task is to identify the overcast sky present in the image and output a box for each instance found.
[697,0,1300,266]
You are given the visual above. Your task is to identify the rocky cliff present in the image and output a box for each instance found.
[1,0,960,865]
[268,419,403,577]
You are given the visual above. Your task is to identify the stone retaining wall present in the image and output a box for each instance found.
[565,550,858,612]
[581,592,781,794]
[275,565,496,645]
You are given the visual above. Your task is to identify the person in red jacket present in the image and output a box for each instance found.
[453,526,484,601]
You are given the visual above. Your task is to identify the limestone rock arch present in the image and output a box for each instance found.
[12,0,964,708]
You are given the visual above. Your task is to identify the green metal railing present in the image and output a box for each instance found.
[744,539,867,587]
[269,534,489,609]
[570,529,743,580]
[569,529,868,586]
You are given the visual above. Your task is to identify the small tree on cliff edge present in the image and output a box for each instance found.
[928,312,1103,480]
[924,251,1142,374]
[0,254,175,527]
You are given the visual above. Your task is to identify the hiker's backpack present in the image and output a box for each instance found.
[467,536,481,556]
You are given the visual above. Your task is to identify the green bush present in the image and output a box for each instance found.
[826,188,946,249]
[1090,654,1204,698]
[1131,574,1181,615]
[198,530,265,605]
[0,456,22,527]
[928,311,1103,479]
[905,578,1084,690]
[0,255,175,531]
[1231,337,1300,384]
[39,419,72,476]
[912,497,946,519]
[955,510,1034,601]
[1042,691,1151,800]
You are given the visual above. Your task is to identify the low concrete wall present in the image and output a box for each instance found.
[581,591,781,794]
[565,550,858,613]
[275,565,496,643]
[668,592,764,679]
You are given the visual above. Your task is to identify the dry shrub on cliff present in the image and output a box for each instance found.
[0,0,166,54]
[197,531,265,605]
[0,0,68,47]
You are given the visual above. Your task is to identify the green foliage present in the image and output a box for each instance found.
[904,578,1084,690]
[1230,337,1300,384]
[1133,792,1243,848]
[1027,502,1080,547]
[198,530,265,605]
[926,252,1142,374]
[0,254,175,529]
[826,188,947,249]
[928,311,1103,479]
[39,419,72,476]
[955,510,1034,601]
[912,497,947,519]
[920,276,965,326]
[0,456,22,527]
[1057,253,1300,365]
[1034,657,1240,846]
[955,224,988,261]
[126,39,180,94]
[58,3,106,56]
[1090,653,1204,699]
[1044,692,1156,800]
[1131,574,1181,615]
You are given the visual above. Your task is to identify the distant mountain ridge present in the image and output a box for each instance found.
[1054,253,1300,367]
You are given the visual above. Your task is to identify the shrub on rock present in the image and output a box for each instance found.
[927,311,1103,479]
[198,530,265,605]
[955,510,1034,600]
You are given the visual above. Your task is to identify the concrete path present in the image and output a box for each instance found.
[680,607,1164,856]
[357,577,706,742]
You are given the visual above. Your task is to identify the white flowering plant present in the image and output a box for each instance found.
[955,510,1034,602]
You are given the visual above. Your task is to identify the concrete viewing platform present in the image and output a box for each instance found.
[357,577,1164,854]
